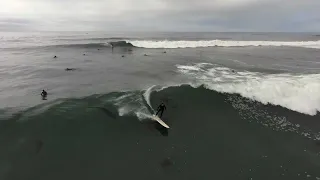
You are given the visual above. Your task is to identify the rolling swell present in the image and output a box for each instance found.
[3,41,136,50]
[49,41,134,49]
[1,85,319,140]
[151,85,320,138]
[56,37,131,41]
[1,85,320,179]
[52,43,108,49]
[109,41,134,47]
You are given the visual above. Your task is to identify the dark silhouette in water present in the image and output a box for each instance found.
[41,90,47,100]
[156,103,166,118]
[65,68,76,71]
[53,56,57,58]
[83,54,86,56]
[144,54,148,56]
[122,55,125,57]
[163,51,166,53]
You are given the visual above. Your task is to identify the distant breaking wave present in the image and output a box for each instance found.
[46,41,134,49]
[56,37,130,41]
[127,40,320,49]
[52,43,109,49]
[5,40,320,50]
[109,41,134,47]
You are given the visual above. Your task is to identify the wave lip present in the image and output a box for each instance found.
[45,43,108,49]
[177,63,320,115]
[127,40,320,49]
[54,41,134,48]
[109,41,134,47]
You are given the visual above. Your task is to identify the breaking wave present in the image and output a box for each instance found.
[176,63,320,115]
[128,40,320,49]
[50,41,134,49]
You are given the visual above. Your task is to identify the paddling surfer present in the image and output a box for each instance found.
[156,103,166,118]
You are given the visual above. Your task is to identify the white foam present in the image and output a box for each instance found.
[177,63,320,115]
[118,106,131,116]
[143,85,156,108]
[111,89,159,119]
[108,92,149,118]
[128,40,320,49]
[176,65,201,71]
[136,111,156,121]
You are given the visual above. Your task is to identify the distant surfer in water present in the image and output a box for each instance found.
[65,68,76,71]
[41,90,47,100]
[156,103,166,118]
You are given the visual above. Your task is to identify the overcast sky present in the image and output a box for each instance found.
[0,0,319,32]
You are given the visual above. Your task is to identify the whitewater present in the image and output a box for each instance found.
[1,32,320,180]
[177,63,320,116]
[128,40,320,49]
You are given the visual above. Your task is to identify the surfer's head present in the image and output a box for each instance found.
[41,90,47,97]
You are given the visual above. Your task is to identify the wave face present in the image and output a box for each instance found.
[176,63,320,115]
[1,84,320,179]
[127,40,320,49]
[109,41,134,47]
[2,41,135,50]
[52,43,109,49]
[50,41,134,49]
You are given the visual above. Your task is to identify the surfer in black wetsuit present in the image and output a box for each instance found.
[156,103,166,118]
[41,90,47,100]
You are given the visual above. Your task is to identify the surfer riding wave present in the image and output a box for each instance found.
[156,103,166,118]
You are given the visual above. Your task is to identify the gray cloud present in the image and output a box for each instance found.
[0,0,319,31]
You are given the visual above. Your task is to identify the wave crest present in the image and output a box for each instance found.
[128,40,320,49]
[177,63,320,115]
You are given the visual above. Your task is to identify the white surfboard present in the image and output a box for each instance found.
[151,114,170,128]
[138,112,170,128]
[140,113,169,128]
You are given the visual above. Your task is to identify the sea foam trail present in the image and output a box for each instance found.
[128,40,320,49]
[108,87,158,120]
[143,85,156,109]
[177,63,320,115]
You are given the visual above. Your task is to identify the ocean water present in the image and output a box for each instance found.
[1,32,320,180]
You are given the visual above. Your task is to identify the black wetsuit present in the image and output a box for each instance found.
[41,90,47,98]
[156,103,166,118]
